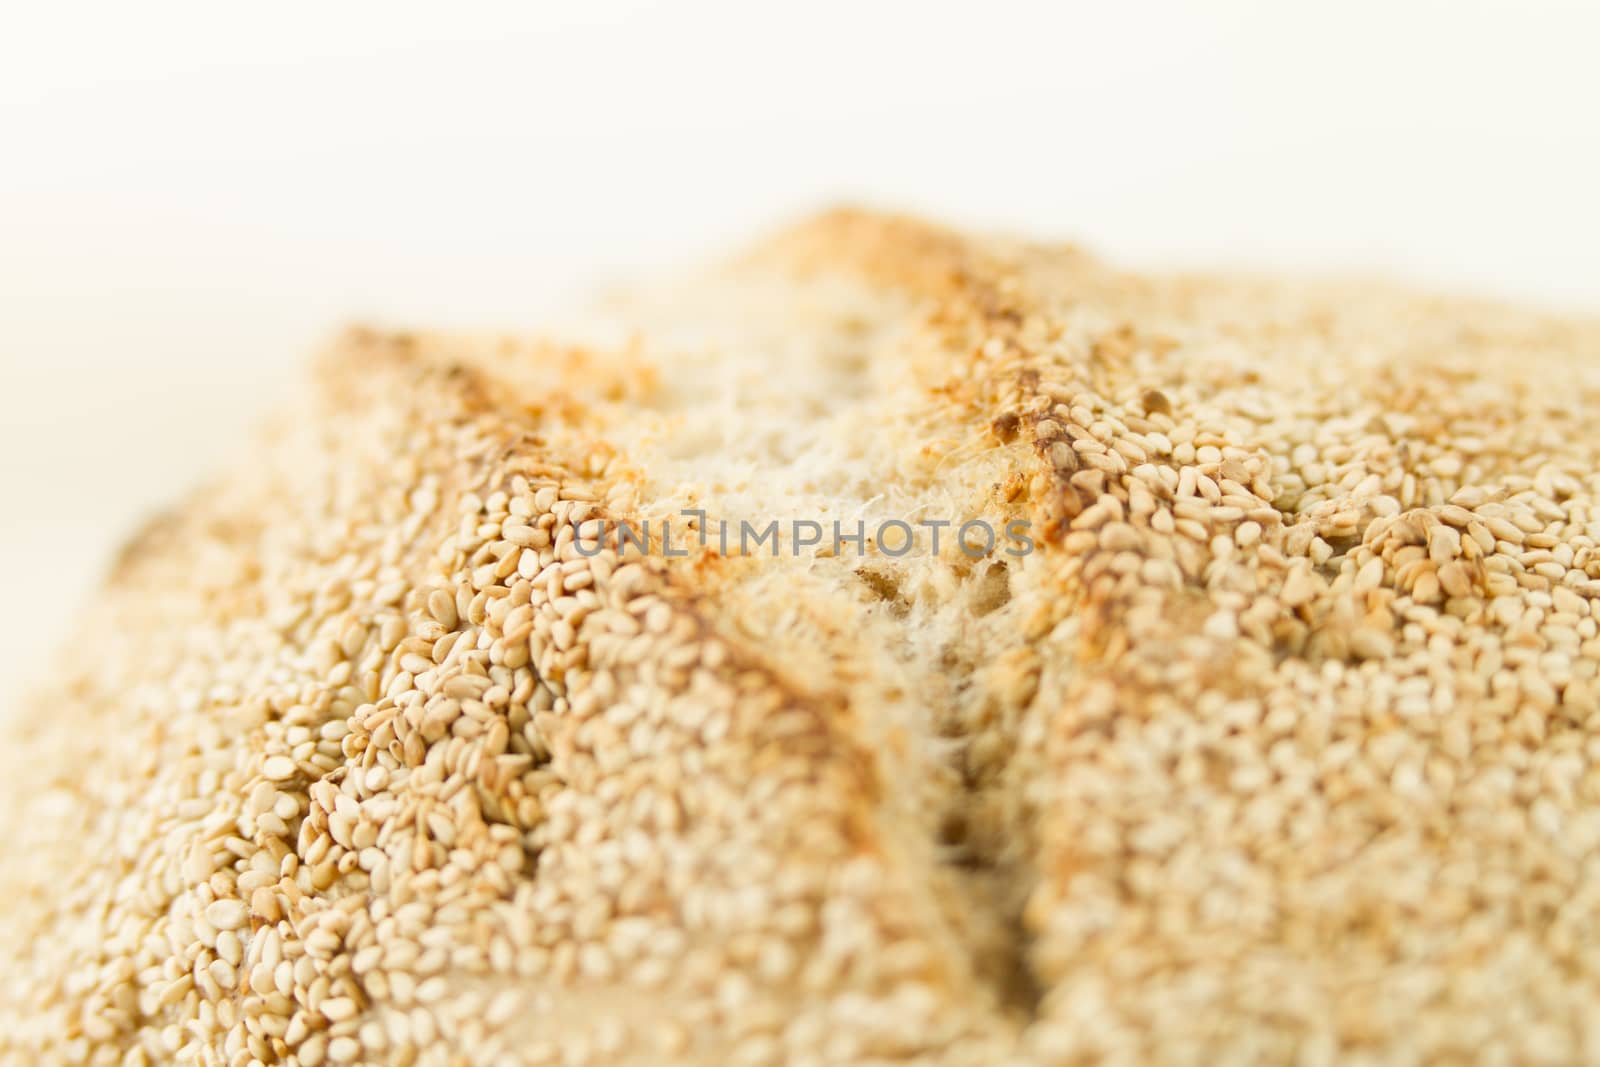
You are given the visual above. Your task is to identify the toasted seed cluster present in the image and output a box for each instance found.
[4,210,1600,1067]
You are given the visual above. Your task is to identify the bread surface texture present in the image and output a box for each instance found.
[5,210,1600,1066]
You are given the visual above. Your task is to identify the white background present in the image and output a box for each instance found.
[3,1,1598,693]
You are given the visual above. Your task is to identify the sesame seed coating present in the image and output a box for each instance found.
[4,209,1600,1066]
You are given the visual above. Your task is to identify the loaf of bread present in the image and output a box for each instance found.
[5,210,1600,1066]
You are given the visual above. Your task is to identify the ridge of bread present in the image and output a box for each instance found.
[4,209,1600,1066]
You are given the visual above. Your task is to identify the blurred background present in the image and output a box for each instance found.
[3,1,1598,690]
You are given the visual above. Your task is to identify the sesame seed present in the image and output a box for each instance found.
[203,900,248,931]
[262,755,298,782]
[322,996,359,1022]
